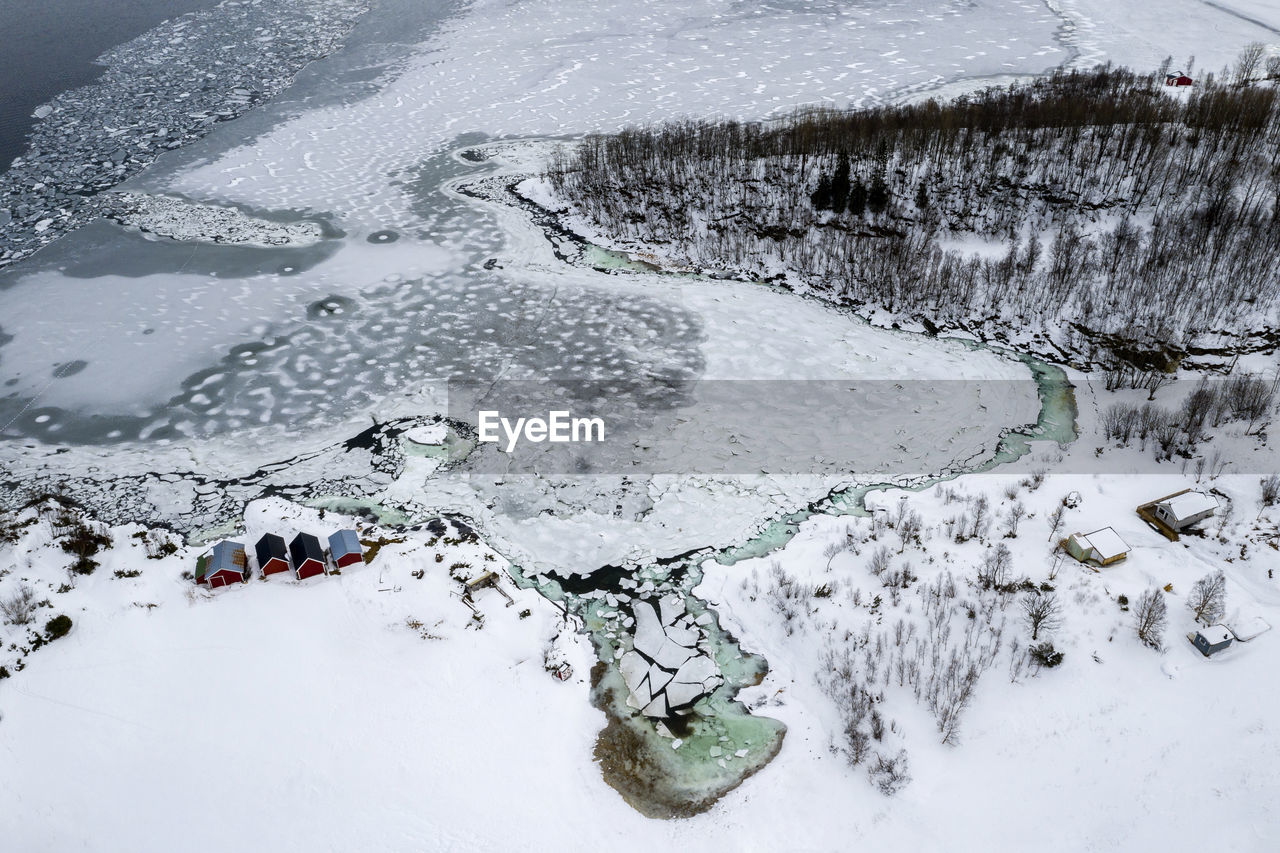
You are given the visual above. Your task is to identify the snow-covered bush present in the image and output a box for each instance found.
[867,749,910,795]
[0,584,36,625]
[1028,641,1064,669]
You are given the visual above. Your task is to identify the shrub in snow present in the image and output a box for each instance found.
[1,584,37,625]
[1261,475,1280,511]
[1029,642,1064,669]
[44,614,72,641]
[59,518,111,576]
[867,749,910,795]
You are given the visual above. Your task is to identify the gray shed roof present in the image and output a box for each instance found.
[204,541,246,577]
[328,528,362,559]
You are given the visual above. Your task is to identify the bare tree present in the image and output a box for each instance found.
[823,540,846,570]
[1261,475,1280,519]
[845,721,872,766]
[867,545,892,577]
[1187,571,1227,625]
[933,653,981,743]
[1047,503,1066,543]
[1021,591,1063,640]
[1005,501,1027,537]
[977,543,1012,589]
[1134,587,1168,649]
[1235,42,1266,85]
[897,510,922,553]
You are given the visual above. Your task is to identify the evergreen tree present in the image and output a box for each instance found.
[810,174,833,211]
[848,180,868,216]
[868,170,890,213]
[830,154,852,214]
[914,181,929,210]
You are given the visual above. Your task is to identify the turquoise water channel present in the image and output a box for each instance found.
[500,338,1077,815]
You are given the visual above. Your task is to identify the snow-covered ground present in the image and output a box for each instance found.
[3,386,1277,851]
[2,0,1280,848]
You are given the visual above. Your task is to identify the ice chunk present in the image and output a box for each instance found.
[665,622,699,647]
[619,650,649,692]
[404,423,447,445]
[673,654,719,687]
[631,600,666,659]
[642,693,669,718]
[631,673,653,709]
[664,679,706,710]
[658,595,685,626]
[645,664,674,695]
[653,638,697,671]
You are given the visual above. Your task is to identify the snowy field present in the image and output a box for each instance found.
[2,0,1280,849]
[3,389,1277,851]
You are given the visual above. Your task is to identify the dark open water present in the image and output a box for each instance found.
[0,0,219,172]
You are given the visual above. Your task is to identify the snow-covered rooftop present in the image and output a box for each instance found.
[1226,615,1271,642]
[1081,527,1129,561]
[1161,492,1218,523]
[1198,625,1233,645]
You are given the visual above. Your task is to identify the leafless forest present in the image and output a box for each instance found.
[543,63,1280,367]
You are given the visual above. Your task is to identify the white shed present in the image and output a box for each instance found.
[1154,491,1218,531]
[1065,526,1131,566]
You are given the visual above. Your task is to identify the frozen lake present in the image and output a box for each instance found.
[0,0,1077,588]
[0,0,1075,453]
